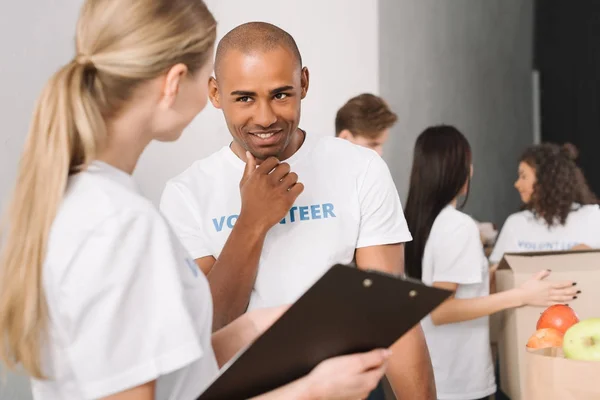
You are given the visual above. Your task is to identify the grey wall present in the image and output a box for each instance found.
[379,0,534,226]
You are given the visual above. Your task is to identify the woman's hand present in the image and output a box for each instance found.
[571,243,591,251]
[249,349,390,400]
[516,269,579,307]
[305,349,391,400]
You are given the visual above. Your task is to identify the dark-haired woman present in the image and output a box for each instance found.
[404,126,578,400]
[490,143,600,264]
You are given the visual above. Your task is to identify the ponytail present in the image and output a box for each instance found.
[0,0,216,379]
[0,59,104,378]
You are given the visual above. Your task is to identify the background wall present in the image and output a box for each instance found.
[0,0,81,210]
[0,1,81,397]
[134,0,380,204]
[0,0,380,208]
[535,0,600,197]
[0,0,542,396]
[379,0,535,226]
[0,1,378,397]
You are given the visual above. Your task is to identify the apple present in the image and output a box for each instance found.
[536,304,579,335]
[526,328,564,349]
[563,318,600,361]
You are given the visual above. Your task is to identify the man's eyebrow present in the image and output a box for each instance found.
[230,90,256,96]
[230,86,294,97]
[270,85,294,95]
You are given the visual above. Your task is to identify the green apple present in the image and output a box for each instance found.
[563,318,600,361]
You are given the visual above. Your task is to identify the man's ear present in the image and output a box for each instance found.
[208,76,222,109]
[160,63,188,109]
[300,67,310,99]
[337,129,354,141]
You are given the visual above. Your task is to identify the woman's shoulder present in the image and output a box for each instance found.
[572,203,600,216]
[55,172,166,243]
[501,209,535,228]
[566,203,600,224]
[432,206,479,237]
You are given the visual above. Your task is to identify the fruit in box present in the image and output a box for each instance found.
[563,318,600,361]
[536,304,579,335]
[526,328,564,349]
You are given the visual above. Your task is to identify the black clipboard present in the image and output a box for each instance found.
[198,264,451,400]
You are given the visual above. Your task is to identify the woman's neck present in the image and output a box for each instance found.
[97,111,152,175]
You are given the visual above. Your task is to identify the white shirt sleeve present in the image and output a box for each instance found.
[431,218,484,285]
[588,206,600,248]
[160,181,213,260]
[356,154,413,248]
[57,209,204,399]
[489,215,517,264]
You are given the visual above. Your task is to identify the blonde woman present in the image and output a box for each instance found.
[0,1,390,399]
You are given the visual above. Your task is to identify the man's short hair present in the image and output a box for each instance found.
[335,93,398,138]
[214,22,302,79]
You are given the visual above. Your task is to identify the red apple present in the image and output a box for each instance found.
[527,328,564,349]
[536,304,579,335]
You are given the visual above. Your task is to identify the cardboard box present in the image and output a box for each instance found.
[494,250,600,400]
[525,347,600,400]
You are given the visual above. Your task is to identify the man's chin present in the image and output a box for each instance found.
[246,144,287,161]
[251,149,283,161]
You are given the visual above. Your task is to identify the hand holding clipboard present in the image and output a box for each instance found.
[198,264,451,400]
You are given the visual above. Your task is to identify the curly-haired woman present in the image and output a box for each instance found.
[489,143,600,264]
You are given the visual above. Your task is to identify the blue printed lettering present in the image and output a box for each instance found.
[518,241,536,250]
[213,203,335,231]
[226,215,239,229]
[310,204,322,219]
[299,206,310,221]
[212,216,226,232]
[289,206,298,223]
[323,203,336,218]
[518,240,582,251]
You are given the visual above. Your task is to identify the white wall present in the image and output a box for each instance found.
[0,1,378,396]
[0,2,81,395]
[134,0,380,204]
[0,1,379,208]
[0,0,81,209]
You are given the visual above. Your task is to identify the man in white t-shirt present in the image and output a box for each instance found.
[160,22,435,399]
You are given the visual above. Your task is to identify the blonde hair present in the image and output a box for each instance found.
[0,0,216,379]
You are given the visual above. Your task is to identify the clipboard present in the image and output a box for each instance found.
[198,264,452,400]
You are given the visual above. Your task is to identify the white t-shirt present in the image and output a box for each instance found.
[31,161,218,400]
[160,133,412,310]
[420,206,496,400]
[489,204,600,264]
